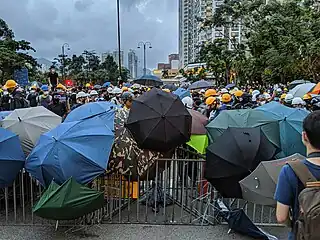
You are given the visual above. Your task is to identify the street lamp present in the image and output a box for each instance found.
[61,43,70,81]
[117,0,122,83]
[138,42,152,76]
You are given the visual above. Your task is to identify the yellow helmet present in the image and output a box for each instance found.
[234,90,244,97]
[303,93,312,100]
[205,89,217,98]
[122,87,128,92]
[205,97,216,105]
[221,93,232,103]
[85,83,91,88]
[56,83,66,90]
[280,93,287,100]
[4,80,17,89]
[163,88,170,93]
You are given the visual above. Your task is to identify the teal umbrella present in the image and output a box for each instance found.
[206,109,280,149]
[257,102,309,156]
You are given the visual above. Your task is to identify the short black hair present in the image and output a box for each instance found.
[303,111,320,149]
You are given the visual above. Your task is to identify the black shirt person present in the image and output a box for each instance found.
[48,67,59,91]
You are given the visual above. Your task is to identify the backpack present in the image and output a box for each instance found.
[11,95,29,110]
[288,161,320,240]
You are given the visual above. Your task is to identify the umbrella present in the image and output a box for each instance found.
[188,80,213,90]
[102,81,111,88]
[33,178,104,220]
[257,101,309,156]
[107,127,168,180]
[133,75,163,87]
[188,109,208,135]
[163,84,178,91]
[1,107,62,156]
[206,109,280,148]
[126,88,192,152]
[131,83,141,89]
[0,111,12,121]
[0,128,25,188]
[29,81,42,89]
[25,117,114,187]
[240,153,305,206]
[93,84,102,90]
[186,134,208,154]
[205,127,279,198]
[64,102,116,131]
[309,82,320,95]
[226,83,235,89]
[288,83,316,98]
[123,82,132,87]
[289,79,311,90]
[173,87,191,99]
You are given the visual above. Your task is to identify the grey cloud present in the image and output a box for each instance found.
[74,0,94,12]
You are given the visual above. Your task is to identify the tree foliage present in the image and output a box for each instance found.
[198,0,320,84]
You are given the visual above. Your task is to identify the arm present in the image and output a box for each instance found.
[276,202,290,224]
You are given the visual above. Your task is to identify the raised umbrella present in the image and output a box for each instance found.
[173,87,191,99]
[240,153,305,206]
[288,83,316,98]
[25,117,114,187]
[188,80,213,90]
[133,75,163,87]
[1,107,62,156]
[205,127,279,198]
[163,84,178,91]
[102,81,111,88]
[0,128,25,188]
[126,88,192,152]
[0,111,12,121]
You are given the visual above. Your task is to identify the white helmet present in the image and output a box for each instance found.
[292,97,305,106]
[181,96,194,109]
[112,87,122,94]
[90,90,98,96]
[285,93,294,103]
[220,88,228,94]
[76,91,88,99]
[107,87,113,94]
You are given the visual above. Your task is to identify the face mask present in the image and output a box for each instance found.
[44,91,49,95]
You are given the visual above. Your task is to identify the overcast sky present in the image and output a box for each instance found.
[0,0,178,70]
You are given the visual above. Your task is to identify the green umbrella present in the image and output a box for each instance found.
[187,134,208,154]
[206,109,280,148]
[33,178,104,220]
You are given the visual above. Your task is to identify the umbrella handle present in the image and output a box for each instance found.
[254,177,260,189]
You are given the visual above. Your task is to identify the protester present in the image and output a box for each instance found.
[284,94,294,107]
[38,85,52,108]
[114,91,133,130]
[48,93,68,118]
[0,80,29,111]
[26,86,39,107]
[275,111,320,240]
[48,67,58,92]
[292,97,305,109]
[70,91,88,111]
[205,96,218,120]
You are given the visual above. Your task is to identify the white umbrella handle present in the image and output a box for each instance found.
[254,177,260,189]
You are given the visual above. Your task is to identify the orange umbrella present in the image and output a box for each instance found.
[310,82,320,95]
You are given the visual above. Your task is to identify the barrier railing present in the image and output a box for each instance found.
[0,147,281,227]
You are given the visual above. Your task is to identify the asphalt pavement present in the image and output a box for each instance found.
[0,224,288,240]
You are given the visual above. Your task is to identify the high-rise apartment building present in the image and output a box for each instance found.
[112,50,124,68]
[128,50,138,79]
[179,0,242,67]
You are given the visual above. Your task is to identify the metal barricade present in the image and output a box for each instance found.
[0,147,281,227]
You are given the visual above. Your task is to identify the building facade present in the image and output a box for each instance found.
[112,50,124,68]
[128,50,138,79]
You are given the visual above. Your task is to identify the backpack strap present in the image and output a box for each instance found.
[288,161,317,187]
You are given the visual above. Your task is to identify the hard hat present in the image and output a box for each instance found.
[221,93,232,103]
[85,83,91,88]
[234,90,244,97]
[41,85,49,91]
[121,91,134,101]
[163,88,171,93]
[205,96,216,105]
[280,93,287,100]
[303,94,312,100]
[205,89,217,98]
[181,96,194,109]
[112,87,122,94]
[56,83,65,90]
[122,87,128,92]
[76,91,88,99]
[264,93,271,99]
[292,97,305,105]
[252,90,260,96]
[276,88,282,93]
[90,90,98,96]
[4,80,17,89]
[220,88,228,94]
[200,89,206,94]
[30,85,37,90]
[285,93,294,103]
[107,87,113,93]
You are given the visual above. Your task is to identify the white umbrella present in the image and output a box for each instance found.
[2,106,61,156]
[289,83,315,98]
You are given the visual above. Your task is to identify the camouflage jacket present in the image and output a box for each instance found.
[114,107,130,131]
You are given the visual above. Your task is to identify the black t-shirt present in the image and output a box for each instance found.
[48,72,58,86]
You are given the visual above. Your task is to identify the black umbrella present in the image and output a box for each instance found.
[163,84,178,91]
[133,75,163,87]
[188,80,213,90]
[126,88,192,152]
[205,127,279,198]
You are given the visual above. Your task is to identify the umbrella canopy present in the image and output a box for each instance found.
[102,81,111,88]
[0,111,12,121]
[126,88,192,152]
[133,75,163,87]
[163,84,178,91]
[0,128,25,188]
[186,134,208,154]
[205,127,279,198]
[33,178,104,220]
[206,109,280,148]
[188,109,208,135]
[1,107,62,156]
[309,82,320,95]
[289,79,311,90]
[64,102,116,131]
[225,83,235,89]
[93,84,102,90]
[288,83,316,98]
[107,127,168,180]
[188,80,213,90]
[257,101,309,156]
[25,117,114,187]
[240,153,305,206]
[173,87,191,99]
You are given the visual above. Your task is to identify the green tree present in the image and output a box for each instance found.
[100,55,119,85]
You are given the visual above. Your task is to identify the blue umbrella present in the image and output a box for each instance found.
[102,82,111,88]
[64,102,116,131]
[173,87,191,99]
[226,83,236,89]
[93,84,102,90]
[188,80,213,90]
[133,75,163,87]
[0,111,12,121]
[124,82,132,87]
[25,117,114,187]
[257,102,309,156]
[0,128,25,188]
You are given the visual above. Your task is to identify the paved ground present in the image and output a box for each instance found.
[0,224,288,240]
